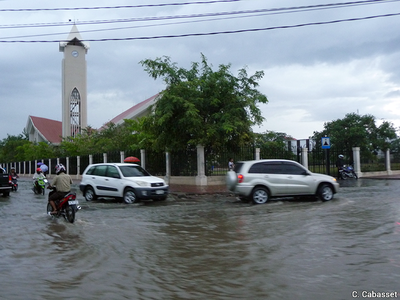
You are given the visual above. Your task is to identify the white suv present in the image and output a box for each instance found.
[226,159,339,204]
[80,163,169,204]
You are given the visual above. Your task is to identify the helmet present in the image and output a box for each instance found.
[55,164,66,174]
[36,168,42,173]
[338,154,344,159]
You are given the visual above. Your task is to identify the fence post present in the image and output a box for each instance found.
[120,151,125,163]
[66,157,70,174]
[385,149,392,175]
[141,149,146,169]
[255,148,260,160]
[352,147,361,176]
[89,155,93,165]
[196,144,207,186]
[165,151,171,184]
[301,147,308,169]
[77,156,80,177]
[103,153,107,163]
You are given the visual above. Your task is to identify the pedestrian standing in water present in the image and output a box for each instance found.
[228,158,235,171]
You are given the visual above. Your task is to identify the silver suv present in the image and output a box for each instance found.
[226,159,339,204]
[80,163,169,204]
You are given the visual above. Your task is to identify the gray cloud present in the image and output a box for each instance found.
[1,0,400,140]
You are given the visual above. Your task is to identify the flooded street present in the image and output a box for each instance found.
[1,178,400,300]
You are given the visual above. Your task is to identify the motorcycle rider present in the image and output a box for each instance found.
[48,164,73,214]
[336,154,345,178]
[33,168,45,192]
[10,167,19,189]
[10,167,19,178]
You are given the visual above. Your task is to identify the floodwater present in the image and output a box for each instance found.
[1,178,400,300]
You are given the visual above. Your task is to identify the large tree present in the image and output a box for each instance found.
[0,133,30,162]
[139,54,268,151]
[312,113,398,159]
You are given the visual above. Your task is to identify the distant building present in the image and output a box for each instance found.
[25,25,155,144]
[26,25,89,143]
[59,24,89,138]
[100,94,159,129]
[25,116,62,145]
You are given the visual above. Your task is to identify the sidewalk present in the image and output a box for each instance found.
[361,174,400,180]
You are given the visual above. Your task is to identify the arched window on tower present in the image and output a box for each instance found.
[70,88,81,138]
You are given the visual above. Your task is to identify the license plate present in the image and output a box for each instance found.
[68,200,79,205]
[156,190,164,195]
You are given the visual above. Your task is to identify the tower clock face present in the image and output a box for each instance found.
[71,50,79,57]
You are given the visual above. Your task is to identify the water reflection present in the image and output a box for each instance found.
[1,178,400,299]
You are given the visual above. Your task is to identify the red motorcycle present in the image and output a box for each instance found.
[46,192,81,223]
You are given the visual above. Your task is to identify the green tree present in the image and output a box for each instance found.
[59,126,101,156]
[254,131,295,158]
[312,113,398,160]
[254,131,293,145]
[58,121,149,157]
[0,134,30,162]
[139,54,268,152]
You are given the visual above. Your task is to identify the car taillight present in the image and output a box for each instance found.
[238,174,244,183]
[8,175,11,183]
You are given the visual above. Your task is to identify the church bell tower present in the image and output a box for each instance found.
[59,25,89,138]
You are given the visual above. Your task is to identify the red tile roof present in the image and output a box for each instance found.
[102,93,159,128]
[30,116,62,144]
[28,94,160,142]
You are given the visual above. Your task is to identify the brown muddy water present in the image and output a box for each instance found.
[1,178,400,300]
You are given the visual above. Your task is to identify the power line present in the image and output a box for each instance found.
[1,12,399,43]
[0,0,241,12]
[1,0,399,31]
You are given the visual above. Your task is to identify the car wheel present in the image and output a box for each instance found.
[252,187,269,204]
[318,184,334,201]
[84,186,97,202]
[123,188,137,204]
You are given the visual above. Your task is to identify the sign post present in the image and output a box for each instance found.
[321,137,331,175]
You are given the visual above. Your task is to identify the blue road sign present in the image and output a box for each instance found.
[321,137,331,149]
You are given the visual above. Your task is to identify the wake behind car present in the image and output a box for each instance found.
[80,163,169,204]
[226,159,339,204]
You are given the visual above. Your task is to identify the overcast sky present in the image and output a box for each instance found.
[1,0,400,142]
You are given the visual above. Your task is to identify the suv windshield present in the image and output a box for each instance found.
[119,165,150,177]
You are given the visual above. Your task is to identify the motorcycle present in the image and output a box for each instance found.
[10,176,18,191]
[33,177,48,195]
[339,165,358,180]
[46,190,81,223]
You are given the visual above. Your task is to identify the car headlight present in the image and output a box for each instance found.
[136,181,151,187]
